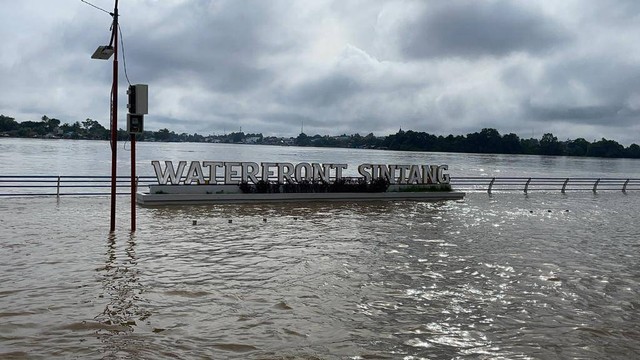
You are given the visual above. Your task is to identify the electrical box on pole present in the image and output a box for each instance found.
[127,114,144,134]
[127,84,147,134]
[127,84,148,115]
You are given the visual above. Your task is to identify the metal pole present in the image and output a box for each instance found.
[109,0,119,232]
[131,133,136,231]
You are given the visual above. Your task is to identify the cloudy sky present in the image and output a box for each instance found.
[1,0,640,144]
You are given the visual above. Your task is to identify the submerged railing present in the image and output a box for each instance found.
[0,175,158,197]
[449,177,640,194]
[1,175,640,196]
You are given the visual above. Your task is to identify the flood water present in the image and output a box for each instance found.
[1,139,639,359]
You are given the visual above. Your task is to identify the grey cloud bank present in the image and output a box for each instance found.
[1,0,639,145]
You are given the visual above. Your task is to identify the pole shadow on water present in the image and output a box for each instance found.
[94,232,150,358]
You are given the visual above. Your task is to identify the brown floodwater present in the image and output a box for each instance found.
[1,192,639,359]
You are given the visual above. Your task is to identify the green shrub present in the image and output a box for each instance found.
[237,177,391,194]
[398,184,452,192]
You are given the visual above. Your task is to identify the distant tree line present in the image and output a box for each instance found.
[296,128,640,158]
[0,115,110,140]
[2,114,640,159]
[0,114,210,142]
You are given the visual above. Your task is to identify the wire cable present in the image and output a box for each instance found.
[80,0,112,16]
[118,24,132,86]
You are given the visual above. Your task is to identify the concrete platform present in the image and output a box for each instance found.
[136,190,465,206]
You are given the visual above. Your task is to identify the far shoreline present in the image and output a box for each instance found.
[4,134,640,161]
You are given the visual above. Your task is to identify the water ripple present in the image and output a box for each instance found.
[0,194,639,358]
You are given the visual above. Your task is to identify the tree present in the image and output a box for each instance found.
[19,120,48,136]
[566,138,589,157]
[520,138,540,154]
[80,118,108,139]
[363,132,380,148]
[153,128,170,141]
[295,132,311,146]
[40,115,61,132]
[626,144,640,158]
[351,133,363,147]
[539,133,563,155]
[501,133,523,154]
[465,128,502,153]
[587,138,624,158]
[0,115,18,132]
[229,131,245,143]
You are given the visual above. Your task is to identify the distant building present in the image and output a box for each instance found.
[244,136,261,144]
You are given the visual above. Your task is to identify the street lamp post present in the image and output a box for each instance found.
[91,0,119,232]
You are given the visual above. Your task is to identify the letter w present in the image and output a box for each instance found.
[152,160,187,185]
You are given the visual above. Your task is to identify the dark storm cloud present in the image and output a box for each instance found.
[400,1,569,59]
[121,0,280,92]
[541,58,640,105]
[512,54,640,129]
[261,112,319,128]
[526,103,640,125]
[282,74,362,107]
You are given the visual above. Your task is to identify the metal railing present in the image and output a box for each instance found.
[449,177,640,194]
[0,175,158,197]
[1,175,639,197]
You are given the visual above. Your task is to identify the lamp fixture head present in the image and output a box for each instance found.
[91,45,114,60]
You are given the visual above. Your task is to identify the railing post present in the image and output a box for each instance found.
[593,179,600,193]
[56,176,61,198]
[561,178,569,194]
[488,177,495,194]
[623,179,629,193]
[524,178,531,194]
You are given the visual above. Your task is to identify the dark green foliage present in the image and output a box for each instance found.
[566,138,590,157]
[229,132,244,143]
[398,184,452,192]
[587,138,625,158]
[539,133,563,155]
[0,115,19,132]
[295,133,311,146]
[242,180,282,194]
[239,181,252,193]
[238,177,390,194]
[369,177,391,192]
[255,180,270,193]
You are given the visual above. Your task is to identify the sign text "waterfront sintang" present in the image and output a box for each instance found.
[152,161,450,185]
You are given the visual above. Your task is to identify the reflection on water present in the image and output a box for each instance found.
[1,193,639,358]
[95,233,151,359]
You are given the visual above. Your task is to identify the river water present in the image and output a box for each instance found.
[1,139,639,359]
